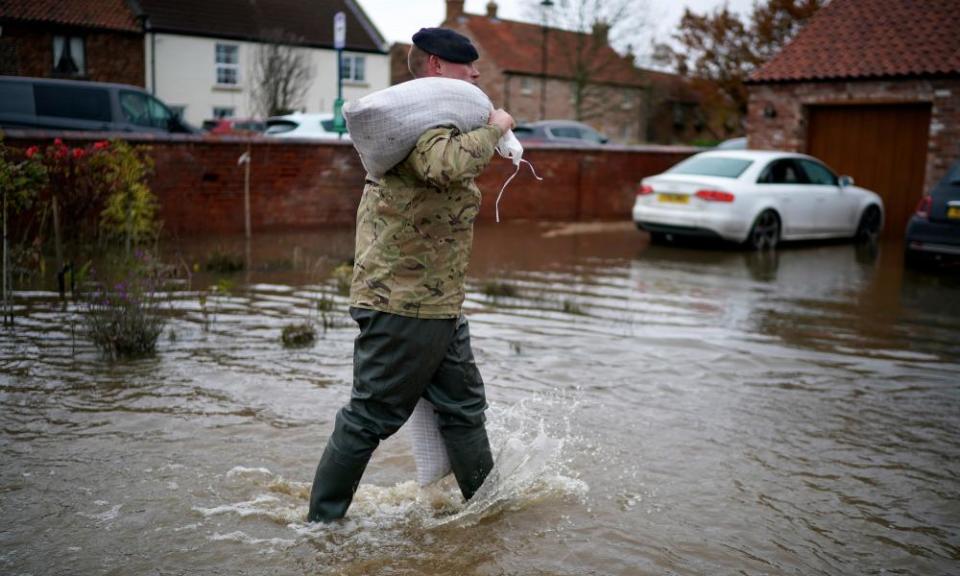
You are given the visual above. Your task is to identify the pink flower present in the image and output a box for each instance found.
[93,140,110,150]
[54,138,64,147]
[72,148,86,159]
[25,146,39,158]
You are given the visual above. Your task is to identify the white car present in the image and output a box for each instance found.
[263,112,350,141]
[632,150,884,249]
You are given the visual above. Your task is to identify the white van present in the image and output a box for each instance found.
[0,75,196,134]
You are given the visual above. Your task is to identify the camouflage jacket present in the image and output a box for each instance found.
[350,124,501,318]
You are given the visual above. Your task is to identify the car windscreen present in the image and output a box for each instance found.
[667,156,753,178]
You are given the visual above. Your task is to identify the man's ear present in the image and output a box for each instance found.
[428,54,443,75]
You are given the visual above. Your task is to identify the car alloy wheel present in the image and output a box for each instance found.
[856,205,882,244]
[748,210,780,251]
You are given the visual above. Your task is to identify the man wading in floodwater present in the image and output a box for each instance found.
[308,28,516,522]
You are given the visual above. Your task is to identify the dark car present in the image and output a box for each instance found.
[905,159,960,266]
[513,120,607,146]
[0,75,196,134]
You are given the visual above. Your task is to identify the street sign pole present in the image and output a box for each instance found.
[333,11,347,139]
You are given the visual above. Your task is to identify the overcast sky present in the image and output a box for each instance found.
[357,0,756,65]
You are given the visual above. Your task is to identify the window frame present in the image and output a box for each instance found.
[212,106,235,119]
[215,43,240,86]
[341,53,366,83]
[52,35,86,77]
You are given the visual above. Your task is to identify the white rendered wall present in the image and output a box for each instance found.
[145,33,389,126]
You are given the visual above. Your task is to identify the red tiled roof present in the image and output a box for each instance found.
[459,14,646,87]
[0,0,140,33]
[751,0,960,82]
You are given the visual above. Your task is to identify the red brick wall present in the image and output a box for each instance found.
[0,24,144,86]
[747,78,960,191]
[4,132,696,236]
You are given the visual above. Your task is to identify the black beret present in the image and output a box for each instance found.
[412,27,478,64]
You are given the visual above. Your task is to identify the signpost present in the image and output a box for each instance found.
[333,11,347,138]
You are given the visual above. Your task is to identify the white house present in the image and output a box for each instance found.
[131,0,390,126]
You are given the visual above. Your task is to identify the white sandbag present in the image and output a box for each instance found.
[407,398,451,486]
[343,77,493,179]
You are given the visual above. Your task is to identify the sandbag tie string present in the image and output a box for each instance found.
[495,159,542,223]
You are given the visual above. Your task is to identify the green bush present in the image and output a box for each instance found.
[82,250,168,358]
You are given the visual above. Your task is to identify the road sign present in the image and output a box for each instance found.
[334,12,346,50]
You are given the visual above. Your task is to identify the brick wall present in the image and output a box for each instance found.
[4,132,696,236]
[0,24,144,86]
[747,78,960,190]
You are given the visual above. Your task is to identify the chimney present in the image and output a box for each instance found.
[592,20,610,45]
[486,1,498,19]
[445,0,465,23]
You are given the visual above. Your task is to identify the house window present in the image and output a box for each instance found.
[520,77,533,95]
[672,103,686,128]
[53,36,85,76]
[621,89,633,110]
[213,107,235,119]
[341,54,366,82]
[215,43,239,85]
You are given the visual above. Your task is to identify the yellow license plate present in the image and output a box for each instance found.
[658,193,689,204]
[948,206,960,219]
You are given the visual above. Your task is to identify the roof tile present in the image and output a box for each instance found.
[1,0,140,32]
[751,0,960,82]
[459,14,646,87]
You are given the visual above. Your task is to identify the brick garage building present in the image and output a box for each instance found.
[0,0,145,86]
[746,0,960,237]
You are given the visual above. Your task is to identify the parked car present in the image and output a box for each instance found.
[716,137,747,150]
[263,112,349,140]
[513,120,607,146]
[904,158,960,266]
[0,75,197,133]
[202,117,265,135]
[632,150,884,249]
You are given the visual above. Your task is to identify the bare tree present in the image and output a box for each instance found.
[525,0,651,122]
[249,31,315,118]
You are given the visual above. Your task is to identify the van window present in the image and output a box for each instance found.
[119,90,172,129]
[34,84,110,122]
[0,82,35,115]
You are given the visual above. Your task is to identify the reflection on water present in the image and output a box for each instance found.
[2,222,958,575]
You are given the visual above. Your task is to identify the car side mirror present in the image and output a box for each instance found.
[839,175,854,187]
[600,136,609,144]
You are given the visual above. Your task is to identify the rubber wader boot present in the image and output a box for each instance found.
[307,444,369,522]
[444,427,494,501]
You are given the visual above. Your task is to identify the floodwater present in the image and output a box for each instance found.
[2,222,958,575]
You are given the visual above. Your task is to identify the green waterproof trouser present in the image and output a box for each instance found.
[308,307,493,522]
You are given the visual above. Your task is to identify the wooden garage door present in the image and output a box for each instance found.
[807,104,931,238]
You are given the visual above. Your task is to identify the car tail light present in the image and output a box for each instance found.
[914,195,932,219]
[637,184,654,196]
[695,189,735,202]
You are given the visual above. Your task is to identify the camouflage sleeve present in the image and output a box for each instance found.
[405,124,502,188]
